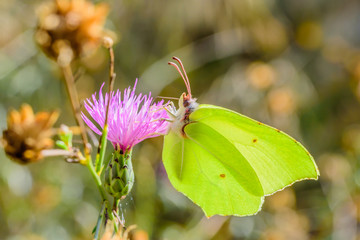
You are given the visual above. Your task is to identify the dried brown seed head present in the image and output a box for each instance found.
[100,222,138,240]
[102,36,114,49]
[2,104,59,164]
[35,0,109,65]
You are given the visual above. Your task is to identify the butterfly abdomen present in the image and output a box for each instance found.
[182,96,199,122]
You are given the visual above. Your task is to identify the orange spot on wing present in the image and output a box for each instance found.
[220,174,226,178]
[252,139,257,143]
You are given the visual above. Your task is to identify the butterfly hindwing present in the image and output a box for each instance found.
[162,123,264,217]
[189,104,319,196]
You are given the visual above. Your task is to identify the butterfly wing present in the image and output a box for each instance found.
[189,104,319,196]
[162,122,264,217]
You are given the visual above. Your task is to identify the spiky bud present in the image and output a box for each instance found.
[105,150,134,200]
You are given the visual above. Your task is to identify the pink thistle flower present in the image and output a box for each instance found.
[81,79,170,152]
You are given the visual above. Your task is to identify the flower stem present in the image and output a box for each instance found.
[61,63,110,220]
[60,51,121,234]
[95,124,109,173]
[94,201,105,240]
[86,154,121,231]
[86,155,107,200]
[95,44,116,174]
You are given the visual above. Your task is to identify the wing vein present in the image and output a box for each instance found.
[187,133,251,184]
[190,143,220,188]
[180,138,184,180]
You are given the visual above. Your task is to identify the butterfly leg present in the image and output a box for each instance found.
[150,102,176,117]
[150,118,174,123]
[137,132,169,141]
[163,102,177,118]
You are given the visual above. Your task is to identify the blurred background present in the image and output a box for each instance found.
[1,0,360,239]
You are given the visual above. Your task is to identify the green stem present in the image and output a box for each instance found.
[114,220,119,233]
[95,124,109,173]
[94,202,105,240]
[114,198,120,212]
[87,159,122,234]
[86,156,107,200]
[87,156,119,233]
[105,205,119,233]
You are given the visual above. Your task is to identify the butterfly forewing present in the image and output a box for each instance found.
[189,104,319,196]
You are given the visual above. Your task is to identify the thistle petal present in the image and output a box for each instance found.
[82,80,170,151]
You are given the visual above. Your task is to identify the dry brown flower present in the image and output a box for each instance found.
[100,223,141,240]
[35,0,109,66]
[1,104,59,164]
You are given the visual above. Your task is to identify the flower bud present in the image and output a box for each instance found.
[105,150,134,199]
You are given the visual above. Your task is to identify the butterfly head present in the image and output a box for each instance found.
[168,57,199,137]
[168,57,198,110]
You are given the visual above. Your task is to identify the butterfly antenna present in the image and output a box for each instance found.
[172,57,192,97]
[155,96,180,100]
[168,61,192,97]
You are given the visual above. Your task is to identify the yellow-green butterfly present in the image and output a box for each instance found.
[162,57,319,217]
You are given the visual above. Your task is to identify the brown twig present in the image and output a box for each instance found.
[95,38,116,173]
[104,45,116,126]
[41,149,73,158]
[61,64,90,156]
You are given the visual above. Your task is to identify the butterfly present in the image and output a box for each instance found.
[162,57,319,217]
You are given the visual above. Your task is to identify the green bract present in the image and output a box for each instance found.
[105,150,134,199]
